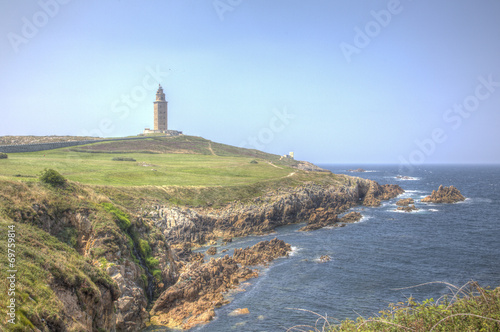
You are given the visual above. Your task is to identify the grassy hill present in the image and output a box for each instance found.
[0,136,300,187]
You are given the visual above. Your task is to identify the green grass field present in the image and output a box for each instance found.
[0,150,294,186]
[0,137,295,187]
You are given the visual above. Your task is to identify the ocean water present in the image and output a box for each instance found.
[152,165,500,332]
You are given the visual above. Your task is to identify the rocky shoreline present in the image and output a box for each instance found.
[147,179,403,249]
[140,177,403,329]
[0,170,405,331]
[149,239,291,329]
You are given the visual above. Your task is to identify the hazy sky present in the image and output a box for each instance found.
[1,1,499,164]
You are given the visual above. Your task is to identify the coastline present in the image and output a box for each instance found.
[142,175,403,329]
[0,159,404,331]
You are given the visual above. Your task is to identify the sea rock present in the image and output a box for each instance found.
[397,205,419,212]
[319,255,331,263]
[233,238,291,266]
[150,239,291,330]
[421,185,465,204]
[229,308,250,316]
[347,168,366,172]
[206,246,217,255]
[396,198,415,206]
[339,211,362,223]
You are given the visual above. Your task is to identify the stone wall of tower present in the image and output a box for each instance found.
[154,101,168,131]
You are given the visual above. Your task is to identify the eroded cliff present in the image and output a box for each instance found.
[0,171,403,331]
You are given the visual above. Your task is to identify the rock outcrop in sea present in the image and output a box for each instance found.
[150,239,291,329]
[421,185,465,204]
[396,198,419,212]
[299,211,363,232]
[347,168,366,172]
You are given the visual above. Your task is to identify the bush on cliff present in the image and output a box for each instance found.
[101,202,131,231]
[39,168,67,187]
[294,281,500,332]
[0,152,7,159]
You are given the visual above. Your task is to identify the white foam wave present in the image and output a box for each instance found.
[289,246,301,256]
[429,209,439,212]
[359,215,372,223]
[395,175,420,181]
[460,197,491,204]
[389,208,422,213]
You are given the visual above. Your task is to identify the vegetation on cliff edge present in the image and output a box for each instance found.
[289,282,500,332]
[0,178,164,330]
[0,218,119,331]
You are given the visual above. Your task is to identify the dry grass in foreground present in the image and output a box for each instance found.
[287,281,500,332]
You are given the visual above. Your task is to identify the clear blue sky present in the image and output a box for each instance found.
[1,0,499,164]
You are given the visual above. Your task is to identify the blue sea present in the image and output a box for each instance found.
[152,164,500,331]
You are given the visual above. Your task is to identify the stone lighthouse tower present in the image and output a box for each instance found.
[154,84,168,132]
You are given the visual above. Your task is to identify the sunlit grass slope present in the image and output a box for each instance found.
[0,136,298,187]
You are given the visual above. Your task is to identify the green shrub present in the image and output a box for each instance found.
[139,239,151,257]
[152,269,162,282]
[0,153,7,159]
[101,202,131,231]
[39,168,66,187]
[112,157,136,161]
[146,257,159,269]
[249,159,258,164]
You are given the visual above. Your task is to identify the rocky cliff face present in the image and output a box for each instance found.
[147,178,403,249]
[357,182,404,207]
[421,185,465,203]
[4,198,150,331]
[51,279,118,332]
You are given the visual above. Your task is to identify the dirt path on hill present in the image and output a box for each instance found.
[267,162,283,169]
[207,142,216,156]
